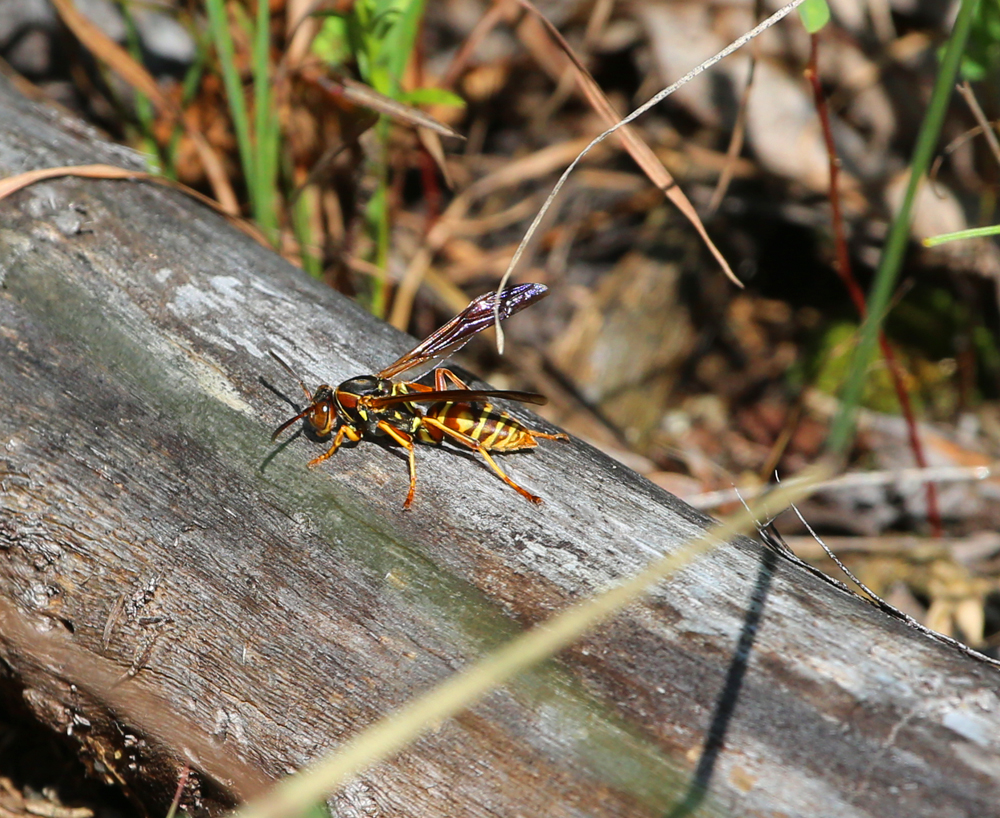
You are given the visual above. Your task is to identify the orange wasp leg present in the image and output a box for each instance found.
[419,416,544,504]
[432,367,470,391]
[308,423,362,467]
[374,420,419,509]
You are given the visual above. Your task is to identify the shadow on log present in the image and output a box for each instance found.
[1,73,999,817]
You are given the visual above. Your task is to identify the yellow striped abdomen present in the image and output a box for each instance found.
[423,402,538,451]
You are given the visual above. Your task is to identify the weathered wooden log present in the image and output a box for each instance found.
[1,72,999,818]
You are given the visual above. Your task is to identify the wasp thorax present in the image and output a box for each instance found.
[337,375,384,397]
[335,375,388,424]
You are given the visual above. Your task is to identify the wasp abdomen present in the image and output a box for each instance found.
[426,403,537,451]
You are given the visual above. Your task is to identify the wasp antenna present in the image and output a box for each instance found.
[271,405,316,442]
[269,350,313,400]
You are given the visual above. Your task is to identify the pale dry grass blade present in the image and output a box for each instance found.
[231,464,830,818]
[685,463,996,511]
[0,164,142,199]
[0,164,269,246]
[333,75,464,140]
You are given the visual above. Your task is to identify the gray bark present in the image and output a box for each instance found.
[0,72,998,818]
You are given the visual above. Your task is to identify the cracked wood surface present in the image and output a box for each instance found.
[1,74,999,818]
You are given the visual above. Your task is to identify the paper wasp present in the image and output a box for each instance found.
[270,283,568,508]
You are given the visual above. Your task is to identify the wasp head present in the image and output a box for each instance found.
[305,385,337,436]
[271,384,339,442]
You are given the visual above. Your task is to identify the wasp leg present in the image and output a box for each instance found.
[308,423,362,467]
[375,420,418,509]
[433,367,471,391]
[420,416,543,504]
[399,380,435,393]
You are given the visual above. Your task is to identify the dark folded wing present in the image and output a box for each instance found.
[377,283,548,379]
[369,389,548,408]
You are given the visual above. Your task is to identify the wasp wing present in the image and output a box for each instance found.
[377,283,548,380]
[369,389,548,408]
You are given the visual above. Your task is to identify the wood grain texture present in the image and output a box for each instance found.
[1,73,999,818]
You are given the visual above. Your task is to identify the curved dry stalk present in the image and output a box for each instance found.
[493,0,806,352]
[511,0,735,286]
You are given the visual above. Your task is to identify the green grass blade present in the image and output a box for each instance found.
[383,0,426,90]
[252,0,279,242]
[826,0,981,456]
[291,183,322,277]
[206,0,256,216]
[923,223,1000,246]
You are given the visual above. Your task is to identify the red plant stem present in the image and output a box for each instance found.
[167,764,191,818]
[412,18,442,232]
[420,147,442,228]
[807,34,942,536]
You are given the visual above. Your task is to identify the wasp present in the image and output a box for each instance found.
[270,283,568,508]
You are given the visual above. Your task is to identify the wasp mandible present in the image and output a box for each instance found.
[270,283,568,508]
